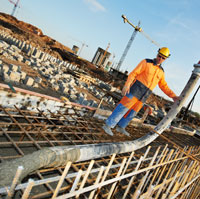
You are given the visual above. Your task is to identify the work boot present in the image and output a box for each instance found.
[116,126,130,136]
[102,124,113,136]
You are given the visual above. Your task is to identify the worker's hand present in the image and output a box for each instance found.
[172,96,179,102]
[122,85,130,96]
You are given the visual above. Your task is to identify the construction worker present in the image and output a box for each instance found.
[102,47,179,136]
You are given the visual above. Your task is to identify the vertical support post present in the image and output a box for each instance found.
[52,161,72,198]
[6,166,24,199]
[21,179,35,199]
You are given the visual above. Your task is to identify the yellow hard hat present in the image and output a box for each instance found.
[158,47,170,58]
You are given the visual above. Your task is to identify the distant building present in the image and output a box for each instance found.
[92,47,111,67]
[109,68,128,81]
[72,45,79,55]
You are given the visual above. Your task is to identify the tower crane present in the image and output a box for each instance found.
[8,0,20,16]
[72,39,88,57]
[116,21,140,70]
[65,34,88,57]
[78,42,88,56]
[116,15,160,70]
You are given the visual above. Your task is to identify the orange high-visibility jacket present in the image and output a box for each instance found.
[124,59,176,98]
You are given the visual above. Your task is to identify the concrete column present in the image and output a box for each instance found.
[59,61,64,66]
[39,52,44,60]
[17,41,22,49]
[27,45,32,56]
[30,46,36,56]
[32,48,37,56]
[42,53,49,61]
[12,38,16,45]
[16,40,20,47]
[20,42,26,50]
[22,43,29,54]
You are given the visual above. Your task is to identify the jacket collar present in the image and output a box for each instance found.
[153,59,164,71]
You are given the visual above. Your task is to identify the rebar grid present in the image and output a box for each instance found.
[1,145,200,199]
[0,105,136,198]
[0,105,200,199]
[0,105,112,160]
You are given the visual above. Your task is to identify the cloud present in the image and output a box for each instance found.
[154,13,200,45]
[168,14,200,37]
[171,19,188,30]
[169,15,190,31]
[83,0,106,12]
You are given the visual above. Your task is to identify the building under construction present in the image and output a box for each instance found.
[0,12,200,199]
[92,47,111,68]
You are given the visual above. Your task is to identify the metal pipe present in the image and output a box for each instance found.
[0,63,200,187]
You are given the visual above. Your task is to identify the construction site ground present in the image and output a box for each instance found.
[0,105,200,198]
[0,12,200,155]
[0,13,181,110]
[0,11,199,149]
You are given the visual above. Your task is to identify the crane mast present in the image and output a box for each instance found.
[116,21,140,70]
[116,15,160,71]
[78,43,88,56]
[8,0,20,16]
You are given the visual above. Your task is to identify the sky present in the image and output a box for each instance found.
[0,0,200,113]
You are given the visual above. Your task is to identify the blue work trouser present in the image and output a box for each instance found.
[105,80,151,128]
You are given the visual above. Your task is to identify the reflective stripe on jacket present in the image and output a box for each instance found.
[124,59,176,98]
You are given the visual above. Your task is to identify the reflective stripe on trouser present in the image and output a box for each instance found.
[105,80,152,128]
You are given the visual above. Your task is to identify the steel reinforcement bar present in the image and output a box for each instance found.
[0,144,200,198]
[0,63,199,187]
